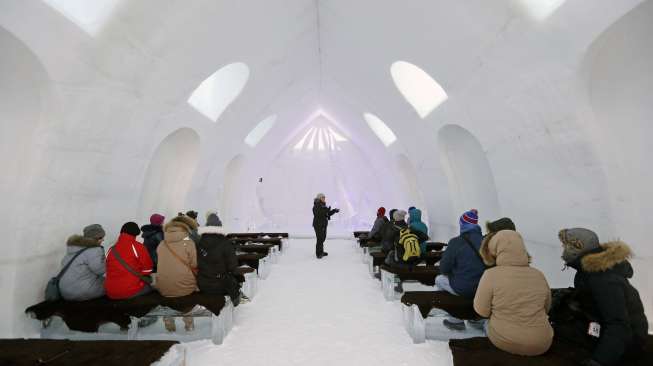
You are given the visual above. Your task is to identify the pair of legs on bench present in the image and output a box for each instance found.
[435,275,485,331]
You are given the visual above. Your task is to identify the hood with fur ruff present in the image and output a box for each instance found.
[66,235,101,247]
[580,241,632,273]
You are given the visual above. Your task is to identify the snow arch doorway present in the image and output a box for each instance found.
[138,128,201,220]
[395,154,429,224]
[437,124,500,224]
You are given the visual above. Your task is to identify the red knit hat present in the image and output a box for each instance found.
[377,207,386,217]
[150,213,165,226]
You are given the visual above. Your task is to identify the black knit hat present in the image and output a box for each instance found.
[120,222,141,236]
[486,217,516,233]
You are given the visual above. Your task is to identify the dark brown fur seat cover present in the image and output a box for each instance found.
[232,238,283,250]
[0,339,177,366]
[236,243,276,255]
[25,292,227,332]
[237,253,266,270]
[380,265,440,286]
[401,291,480,319]
[449,336,653,366]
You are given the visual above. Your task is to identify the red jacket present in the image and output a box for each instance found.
[105,233,153,299]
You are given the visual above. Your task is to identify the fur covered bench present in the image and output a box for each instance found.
[0,339,182,366]
[353,231,369,238]
[237,253,271,279]
[232,237,283,252]
[25,292,235,345]
[227,232,288,239]
[449,336,653,366]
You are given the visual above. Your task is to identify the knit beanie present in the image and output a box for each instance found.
[393,210,407,222]
[377,207,386,218]
[559,228,600,264]
[120,222,141,237]
[83,224,105,240]
[150,213,165,226]
[185,211,198,220]
[459,209,480,234]
[486,217,516,234]
[206,212,223,227]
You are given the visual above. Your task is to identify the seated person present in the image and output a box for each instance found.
[385,210,427,268]
[436,209,486,330]
[380,209,398,255]
[156,215,198,332]
[559,228,648,366]
[368,206,388,241]
[408,207,429,254]
[474,230,553,356]
[185,210,201,244]
[141,213,165,272]
[105,222,153,300]
[196,212,241,305]
[58,224,107,301]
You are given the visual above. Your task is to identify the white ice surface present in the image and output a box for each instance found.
[184,239,453,366]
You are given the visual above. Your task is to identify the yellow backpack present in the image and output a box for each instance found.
[398,227,421,262]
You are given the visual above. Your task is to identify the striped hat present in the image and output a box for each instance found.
[459,209,479,234]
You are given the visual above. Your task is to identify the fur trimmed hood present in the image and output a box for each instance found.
[580,241,632,273]
[164,215,198,233]
[66,234,101,247]
[198,226,225,235]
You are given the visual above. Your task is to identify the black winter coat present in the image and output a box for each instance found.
[312,199,337,229]
[140,224,164,270]
[571,242,649,366]
[196,227,239,295]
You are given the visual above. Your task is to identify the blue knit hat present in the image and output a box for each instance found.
[459,209,480,234]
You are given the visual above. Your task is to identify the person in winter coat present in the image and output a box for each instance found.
[105,222,153,299]
[141,213,165,272]
[474,230,553,356]
[380,209,398,254]
[436,209,486,330]
[155,215,198,332]
[197,212,240,302]
[369,207,388,241]
[312,193,339,258]
[58,224,107,301]
[156,215,198,297]
[185,211,201,244]
[485,217,516,235]
[408,207,429,254]
[384,210,408,266]
[559,228,648,366]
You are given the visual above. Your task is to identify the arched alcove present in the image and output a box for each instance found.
[583,0,653,321]
[395,154,429,224]
[221,154,247,230]
[437,124,500,225]
[0,26,52,337]
[390,61,448,119]
[138,128,201,220]
[187,62,250,123]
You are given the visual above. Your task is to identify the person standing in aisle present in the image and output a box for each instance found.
[312,193,339,259]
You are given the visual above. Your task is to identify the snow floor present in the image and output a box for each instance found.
[183,238,453,366]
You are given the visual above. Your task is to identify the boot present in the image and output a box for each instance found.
[163,317,176,332]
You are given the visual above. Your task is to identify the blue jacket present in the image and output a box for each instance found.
[408,208,428,251]
[439,226,485,299]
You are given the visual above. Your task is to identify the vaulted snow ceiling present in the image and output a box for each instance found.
[2,0,653,336]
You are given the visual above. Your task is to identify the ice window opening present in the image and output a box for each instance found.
[390,61,448,119]
[43,0,124,36]
[519,0,566,21]
[293,118,348,152]
[245,114,277,147]
[187,62,250,123]
[364,113,397,147]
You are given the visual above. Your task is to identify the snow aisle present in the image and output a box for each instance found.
[186,239,452,366]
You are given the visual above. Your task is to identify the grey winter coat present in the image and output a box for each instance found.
[58,235,106,301]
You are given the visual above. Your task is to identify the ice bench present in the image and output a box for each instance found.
[368,251,443,276]
[0,339,183,366]
[237,243,280,264]
[237,253,271,279]
[227,232,288,239]
[25,292,236,345]
[449,336,653,366]
[380,264,440,301]
[401,291,483,343]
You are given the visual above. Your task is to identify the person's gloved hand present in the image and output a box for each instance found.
[333,208,340,213]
